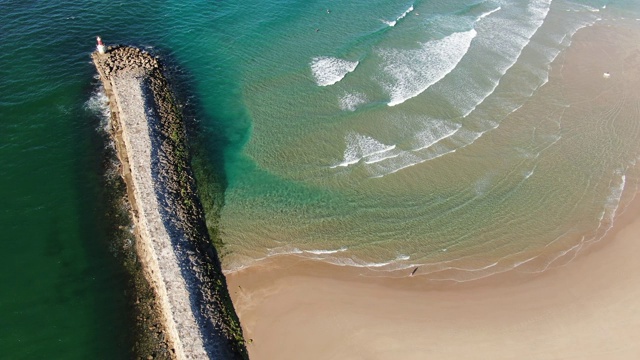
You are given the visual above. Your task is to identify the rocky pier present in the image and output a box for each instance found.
[92,44,248,360]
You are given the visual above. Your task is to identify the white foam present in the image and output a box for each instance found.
[332,258,394,268]
[331,156,360,169]
[382,29,477,106]
[440,260,500,272]
[397,5,414,21]
[263,246,412,270]
[364,152,400,164]
[340,0,598,180]
[523,167,536,180]
[603,172,626,224]
[327,254,412,269]
[85,86,111,132]
[368,152,426,178]
[339,92,368,111]
[585,170,627,248]
[411,120,461,151]
[331,133,396,168]
[305,247,348,255]
[382,4,415,27]
[267,246,303,256]
[311,57,359,86]
[477,6,501,21]
[515,240,585,275]
[369,122,498,178]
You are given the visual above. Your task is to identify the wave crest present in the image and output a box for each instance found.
[311,56,359,86]
[382,29,477,106]
[381,4,415,27]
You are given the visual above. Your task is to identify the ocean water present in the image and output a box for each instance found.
[2,0,640,357]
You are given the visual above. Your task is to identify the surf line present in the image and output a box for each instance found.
[91,37,248,360]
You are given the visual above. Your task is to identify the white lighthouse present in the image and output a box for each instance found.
[96,36,105,54]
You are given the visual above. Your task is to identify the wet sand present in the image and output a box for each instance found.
[226,23,640,360]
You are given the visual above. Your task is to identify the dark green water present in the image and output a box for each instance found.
[0,2,132,357]
[0,1,251,357]
[0,1,173,358]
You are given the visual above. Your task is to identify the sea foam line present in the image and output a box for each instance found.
[305,247,349,255]
[266,246,349,256]
[325,254,412,269]
[262,246,414,270]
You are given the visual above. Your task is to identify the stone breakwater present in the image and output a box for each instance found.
[92,46,248,360]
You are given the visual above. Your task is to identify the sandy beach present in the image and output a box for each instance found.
[228,201,640,359]
[226,23,640,360]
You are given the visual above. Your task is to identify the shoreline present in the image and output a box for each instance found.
[226,23,640,359]
[92,46,247,359]
[228,194,640,359]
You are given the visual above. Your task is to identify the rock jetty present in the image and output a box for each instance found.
[92,45,248,360]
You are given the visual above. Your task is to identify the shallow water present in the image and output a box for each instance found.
[216,0,640,278]
[2,0,640,356]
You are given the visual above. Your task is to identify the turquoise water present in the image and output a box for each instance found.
[2,0,640,357]
[216,0,640,278]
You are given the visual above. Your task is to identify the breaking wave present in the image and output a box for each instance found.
[311,56,359,86]
[382,29,477,106]
[381,4,414,27]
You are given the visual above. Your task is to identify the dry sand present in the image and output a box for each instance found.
[226,24,640,360]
